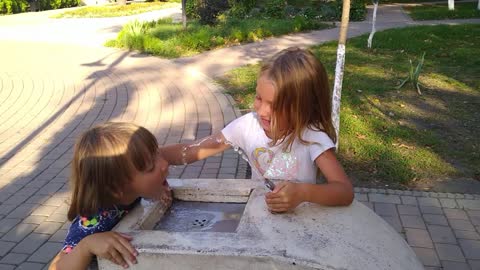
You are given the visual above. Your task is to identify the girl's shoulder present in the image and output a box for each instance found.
[234,112,257,124]
[301,127,334,146]
[62,199,140,253]
[224,112,263,134]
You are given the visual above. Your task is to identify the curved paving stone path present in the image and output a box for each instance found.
[0,41,248,269]
[0,4,479,270]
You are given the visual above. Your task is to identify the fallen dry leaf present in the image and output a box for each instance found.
[356,133,367,140]
[392,142,415,149]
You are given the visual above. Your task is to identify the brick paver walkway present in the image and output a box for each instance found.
[0,3,479,270]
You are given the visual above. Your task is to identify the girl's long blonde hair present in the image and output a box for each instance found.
[260,47,336,151]
[68,122,158,221]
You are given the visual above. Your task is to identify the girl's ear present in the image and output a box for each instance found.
[111,190,124,200]
[111,183,128,201]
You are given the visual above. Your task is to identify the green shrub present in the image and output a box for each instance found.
[335,0,367,21]
[247,7,260,17]
[110,17,330,58]
[298,6,316,19]
[284,5,297,18]
[264,0,285,18]
[186,0,200,18]
[186,0,230,24]
[37,0,79,11]
[227,0,256,18]
[117,20,148,50]
[197,0,229,24]
[0,0,28,14]
[318,4,337,20]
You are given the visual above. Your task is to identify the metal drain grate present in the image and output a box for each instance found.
[192,219,208,227]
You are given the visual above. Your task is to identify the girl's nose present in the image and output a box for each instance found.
[258,103,271,117]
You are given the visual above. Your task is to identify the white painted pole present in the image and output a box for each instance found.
[332,0,351,149]
[367,0,378,48]
[448,0,454,10]
[182,0,187,29]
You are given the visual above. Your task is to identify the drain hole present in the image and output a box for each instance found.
[192,219,209,227]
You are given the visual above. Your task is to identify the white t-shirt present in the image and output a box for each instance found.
[222,112,335,184]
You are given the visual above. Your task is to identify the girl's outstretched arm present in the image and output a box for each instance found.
[161,132,231,165]
[49,232,137,270]
[265,149,354,212]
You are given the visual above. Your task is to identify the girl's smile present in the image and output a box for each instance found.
[260,118,271,128]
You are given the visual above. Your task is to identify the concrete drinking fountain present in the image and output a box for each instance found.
[99,178,424,270]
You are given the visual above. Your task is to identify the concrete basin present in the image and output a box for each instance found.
[99,179,424,270]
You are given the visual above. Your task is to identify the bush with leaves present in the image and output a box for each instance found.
[335,0,366,21]
[36,0,78,11]
[186,0,200,18]
[318,4,337,20]
[264,0,285,18]
[227,0,256,18]
[0,0,28,14]
[197,0,229,25]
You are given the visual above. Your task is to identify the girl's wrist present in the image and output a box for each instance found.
[78,235,95,257]
[297,183,311,204]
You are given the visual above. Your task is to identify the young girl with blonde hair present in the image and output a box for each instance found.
[162,47,353,212]
[50,122,171,270]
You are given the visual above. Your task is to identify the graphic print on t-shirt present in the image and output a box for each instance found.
[252,147,299,180]
[252,147,274,175]
[62,207,129,254]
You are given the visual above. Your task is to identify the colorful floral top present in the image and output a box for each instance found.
[62,200,139,254]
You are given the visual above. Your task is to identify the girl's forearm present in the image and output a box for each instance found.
[161,143,189,165]
[49,240,93,270]
[160,133,231,165]
[299,182,354,206]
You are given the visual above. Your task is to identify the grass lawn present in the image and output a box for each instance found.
[106,18,332,58]
[217,24,480,188]
[51,1,179,18]
[404,2,480,20]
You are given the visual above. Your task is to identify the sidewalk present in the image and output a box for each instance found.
[174,4,480,77]
[0,3,479,270]
[0,5,182,46]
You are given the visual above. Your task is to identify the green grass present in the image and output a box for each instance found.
[106,17,331,58]
[51,1,179,18]
[216,24,480,185]
[404,2,480,20]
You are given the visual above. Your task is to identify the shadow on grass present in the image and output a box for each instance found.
[312,24,480,188]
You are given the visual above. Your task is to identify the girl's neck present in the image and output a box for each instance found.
[264,129,273,139]
[117,191,139,206]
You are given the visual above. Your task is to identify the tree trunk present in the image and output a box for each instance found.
[477,0,479,10]
[367,0,378,48]
[182,0,187,29]
[448,0,454,10]
[332,0,351,149]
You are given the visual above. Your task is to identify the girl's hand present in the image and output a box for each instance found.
[84,232,138,268]
[265,181,304,213]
